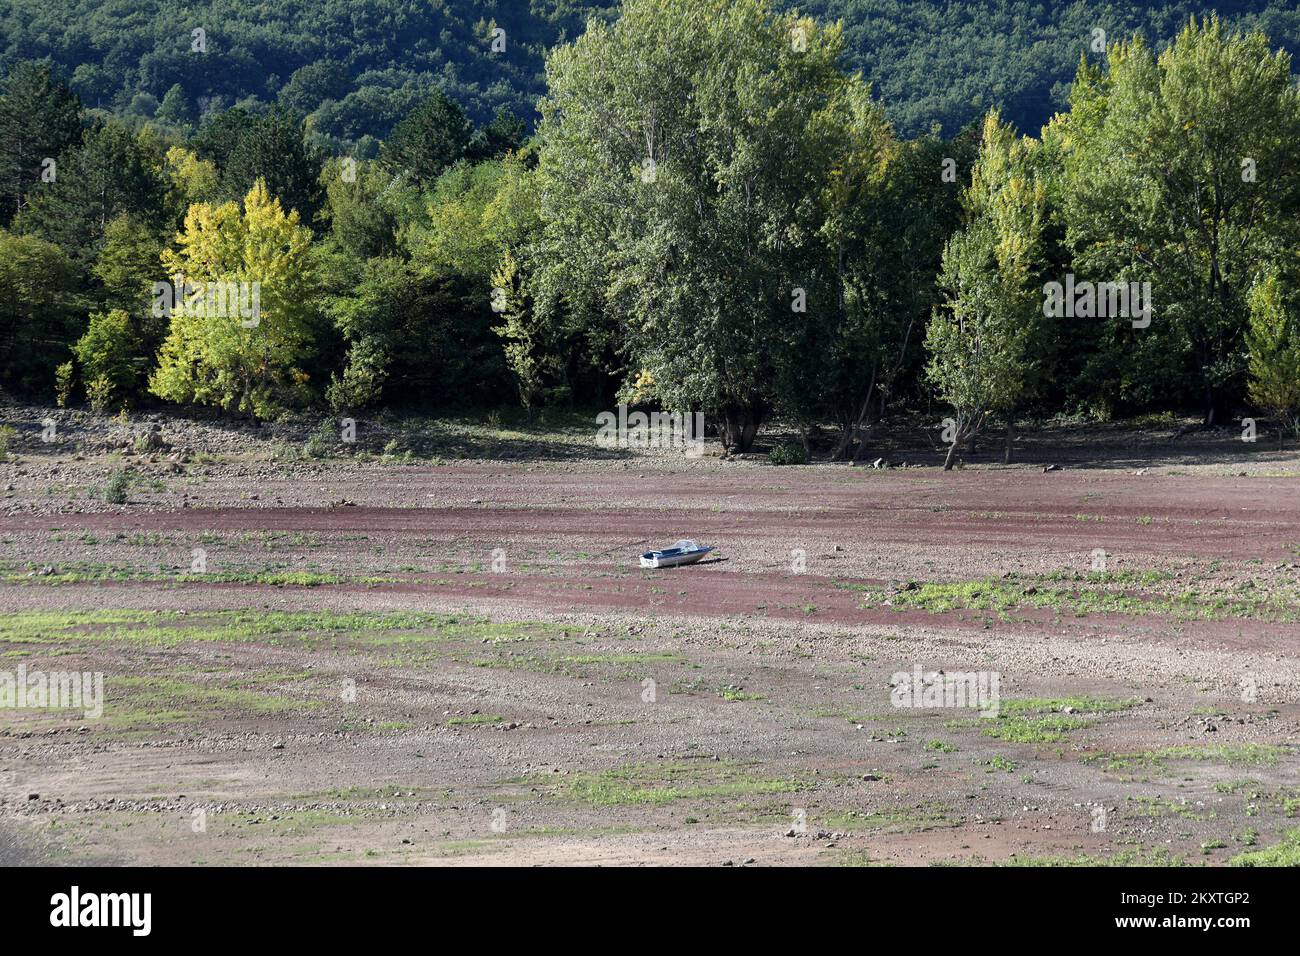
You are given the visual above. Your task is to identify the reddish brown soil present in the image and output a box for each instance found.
[2,447,1299,866]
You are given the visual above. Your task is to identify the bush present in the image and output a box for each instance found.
[73,310,140,412]
[103,469,132,504]
[768,443,808,466]
[54,362,75,408]
[303,419,338,458]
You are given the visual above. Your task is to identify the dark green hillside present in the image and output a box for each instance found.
[2,1,1297,142]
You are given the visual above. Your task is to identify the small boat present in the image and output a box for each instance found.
[640,539,713,569]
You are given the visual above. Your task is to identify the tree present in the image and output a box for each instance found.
[191,108,254,169]
[150,180,317,418]
[17,120,168,267]
[1053,18,1300,424]
[0,229,82,395]
[926,112,1045,470]
[468,107,527,161]
[92,214,169,366]
[163,146,221,211]
[72,309,140,411]
[278,61,350,117]
[155,84,194,129]
[0,61,83,226]
[221,109,325,224]
[532,0,871,451]
[325,257,506,411]
[410,154,537,282]
[1246,273,1300,446]
[381,90,473,189]
[828,130,975,460]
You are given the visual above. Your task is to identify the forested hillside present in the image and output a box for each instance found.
[2,1,1298,142]
[2,0,1300,458]
[0,0,615,151]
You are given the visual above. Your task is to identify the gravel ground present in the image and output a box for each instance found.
[1,403,1298,866]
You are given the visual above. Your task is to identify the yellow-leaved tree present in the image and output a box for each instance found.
[150,179,316,418]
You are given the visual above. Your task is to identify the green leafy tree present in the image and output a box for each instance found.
[221,108,325,224]
[93,215,165,315]
[163,146,222,212]
[91,214,170,385]
[831,130,974,459]
[926,111,1045,470]
[1053,17,1300,423]
[325,257,506,412]
[410,154,537,283]
[191,108,254,169]
[533,0,872,451]
[381,89,474,189]
[1246,273,1300,445]
[318,157,400,262]
[468,107,527,161]
[278,61,350,117]
[73,309,140,411]
[0,228,83,395]
[155,84,194,129]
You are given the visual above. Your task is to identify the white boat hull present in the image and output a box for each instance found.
[640,540,713,569]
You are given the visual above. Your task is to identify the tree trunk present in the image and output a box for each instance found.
[831,425,854,461]
[722,405,763,454]
[851,420,875,464]
[1003,418,1015,465]
[943,439,960,471]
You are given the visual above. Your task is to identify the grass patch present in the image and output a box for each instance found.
[845,574,1299,623]
[981,714,1091,743]
[0,561,399,588]
[1128,795,1211,821]
[997,696,1140,715]
[1088,744,1293,772]
[719,686,765,702]
[102,675,312,727]
[561,762,809,807]
[825,803,958,834]
[1230,828,1300,866]
[1002,846,1186,866]
[0,609,559,650]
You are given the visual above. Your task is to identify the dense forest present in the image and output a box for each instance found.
[2,1,1299,142]
[1,0,1300,462]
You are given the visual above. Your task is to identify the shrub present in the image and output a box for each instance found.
[103,469,132,504]
[303,419,338,458]
[768,443,808,466]
[54,362,75,408]
[73,309,140,412]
